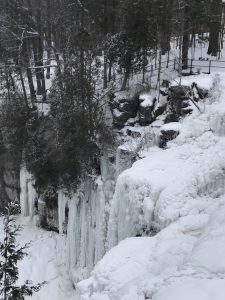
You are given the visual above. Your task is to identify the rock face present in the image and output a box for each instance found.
[39,196,59,232]
[19,76,212,285]
[0,152,20,211]
[139,93,156,126]
[20,168,59,232]
[110,91,139,129]
[168,85,193,121]
[193,83,208,99]
[159,123,180,148]
[110,88,169,129]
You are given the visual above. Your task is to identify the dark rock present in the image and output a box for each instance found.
[181,100,190,109]
[183,108,193,115]
[164,113,179,124]
[139,94,156,126]
[170,85,192,98]
[159,128,179,148]
[112,109,133,129]
[0,153,20,212]
[139,105,155,126]
[195,84,208,99]
[110,91,139,129]
[38,193,59,232]
[162,80,170,88]
[154,103,167,119]
[127,128,142,138]
[168,85,193,119]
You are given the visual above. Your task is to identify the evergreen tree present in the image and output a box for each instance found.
[0,204,44,300]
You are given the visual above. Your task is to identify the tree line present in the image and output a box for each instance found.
[0,0,224,95]
[0,0,223,196]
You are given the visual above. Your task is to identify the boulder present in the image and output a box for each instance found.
[110,91,139,129]
[194,84,208,99]
[127,128,142,139]
[159,123,180,148]
[139,93,156,126]
[170,85,192,99]
[168,85,193,118]
[154,102,167,119]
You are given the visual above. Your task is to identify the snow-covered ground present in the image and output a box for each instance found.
[0,216,78,300]
[77,72,225,299]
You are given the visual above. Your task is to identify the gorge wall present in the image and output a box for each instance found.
[19,74,219,283]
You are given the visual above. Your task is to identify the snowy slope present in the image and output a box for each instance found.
[0,216,78,300]
[77,72,225,300]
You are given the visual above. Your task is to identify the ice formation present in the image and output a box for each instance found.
[78,73,225,299]
[61,153,117,282]
[20,73,225,300]
[20,167,37,218]
[58,190,68,234]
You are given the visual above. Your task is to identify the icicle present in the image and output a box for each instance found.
[20,168,37,218]
[58,190,68,234]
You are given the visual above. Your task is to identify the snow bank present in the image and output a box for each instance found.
[151,203,225,300]
[78,202,225,300]
[77,215,209,300]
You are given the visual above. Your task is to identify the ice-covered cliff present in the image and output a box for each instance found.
[20,72,225,300]
[77,73,225,299]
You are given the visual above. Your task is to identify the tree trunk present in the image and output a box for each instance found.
[103,51,108,89]
[182,2,190,69]
[33,8,46,98]
[121,59,131,91]
[46,0,52,80]
[208,0,222,56]
[23,39,36,101]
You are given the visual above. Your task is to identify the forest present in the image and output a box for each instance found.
[0,0,223,201]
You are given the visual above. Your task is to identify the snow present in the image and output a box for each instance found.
[19,72,225,300]
[113,108,123,117]
[139,93,155,107]
[171,73,214,90]
[160,122,181,132]
[0,216,77,300]
[152,278,225,300]
[78,72,225,299]
[77,214,209,300]
[78,203,225,300]
[114,91,133,103]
